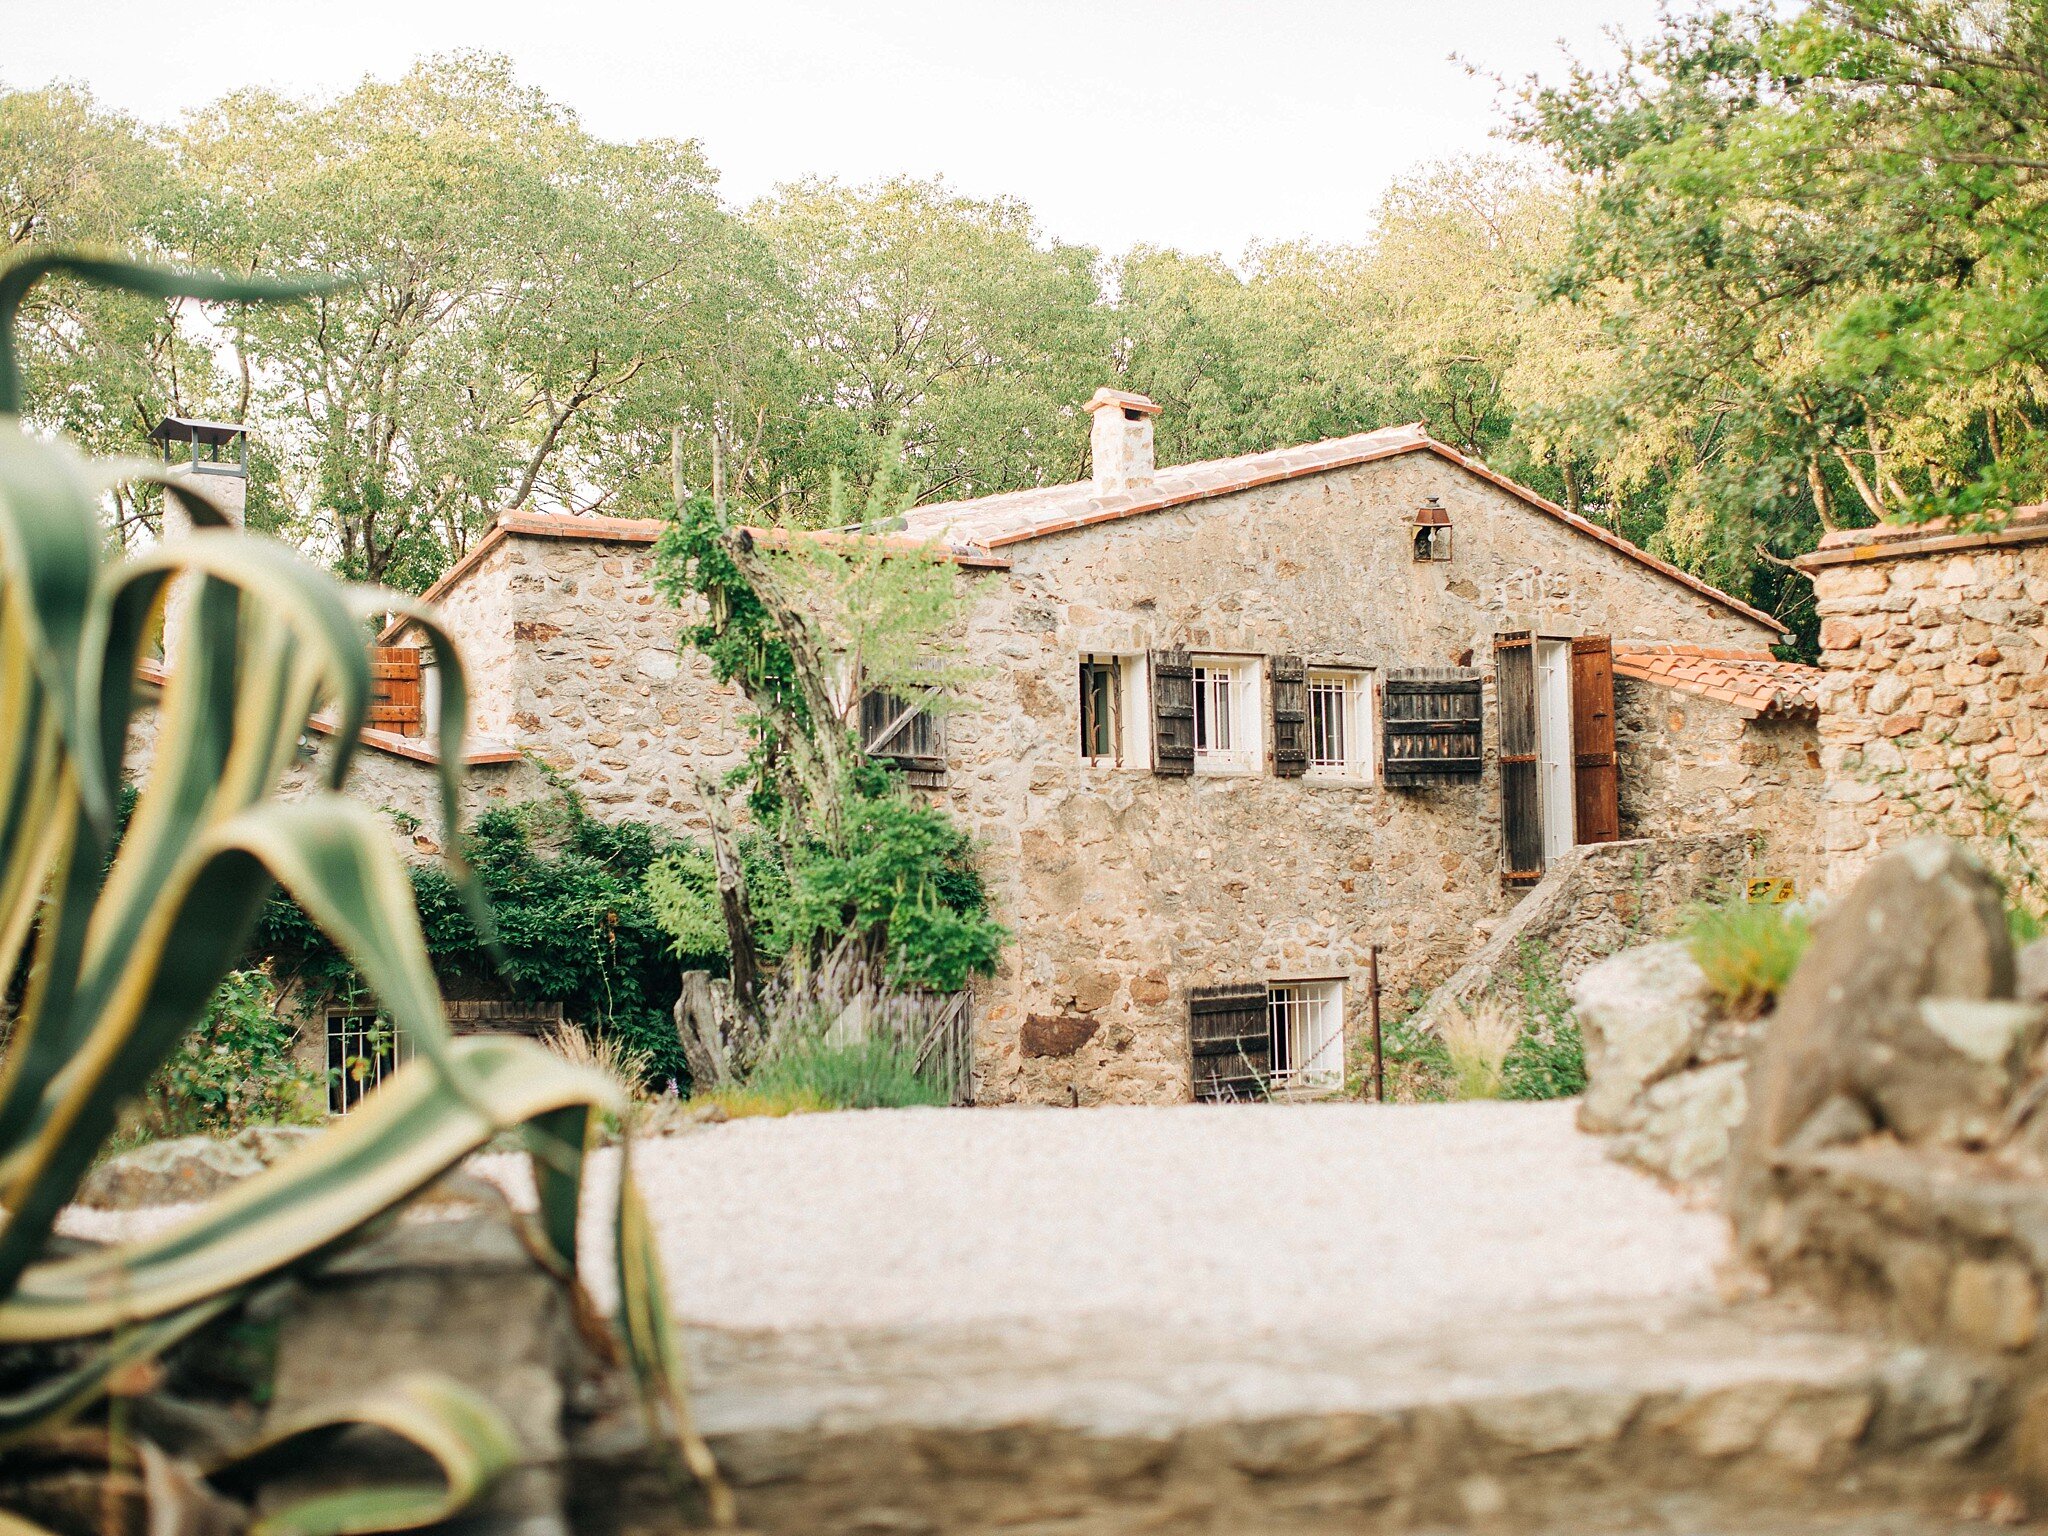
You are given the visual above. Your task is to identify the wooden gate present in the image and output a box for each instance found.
[1190,983,1271,1101]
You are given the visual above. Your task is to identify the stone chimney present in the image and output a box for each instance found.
[1085,387,1162,497]
[149,415,249,663]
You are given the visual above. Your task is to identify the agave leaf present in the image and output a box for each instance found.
[615,1156,736,1527]
[0,1297,234,1446]
[205,1373,520,1536]
[0,794,492,1296]
[0,1036,614,1342]
[342,589,500,964]
[84,457,235,530]
[0,248,338,416]
[0,427,108,828]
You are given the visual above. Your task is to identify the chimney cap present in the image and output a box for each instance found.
[1084,387,1162,417]
[150,415,248,446]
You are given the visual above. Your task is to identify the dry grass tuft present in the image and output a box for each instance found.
[1439,996,1523,1101]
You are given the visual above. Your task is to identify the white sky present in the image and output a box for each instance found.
[10,0,1666,257]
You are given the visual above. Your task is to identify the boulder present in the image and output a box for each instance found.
[1570,941,1718,1134]
[1611,1058,1750,1184]
[77,1123,323,1210]
[1731,838,2040,1237]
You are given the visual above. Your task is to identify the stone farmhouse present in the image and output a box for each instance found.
[141,399,1827,1105]
[335,389,1816,1105]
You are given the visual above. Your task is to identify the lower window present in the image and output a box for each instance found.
[1267,980,1344,1090]
[327,1011,413,1114]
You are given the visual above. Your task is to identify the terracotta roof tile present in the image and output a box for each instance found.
[1612,643,1821,720]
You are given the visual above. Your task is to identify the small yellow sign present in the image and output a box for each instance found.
[1746,877,1798,904]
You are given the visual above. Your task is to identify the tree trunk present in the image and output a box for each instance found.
[695,771,765,1022]
[672,970,729,1090]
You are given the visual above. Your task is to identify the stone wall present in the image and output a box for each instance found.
[1616,680,1825,894]
[393,532,749,835]
[1806,528,2048,892]
[934,451,1783,1105]
[1411,834,1750,1038]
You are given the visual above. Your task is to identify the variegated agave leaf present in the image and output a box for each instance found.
[0,249,731,1528]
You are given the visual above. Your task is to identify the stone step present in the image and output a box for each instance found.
[570,1295,2036,1535]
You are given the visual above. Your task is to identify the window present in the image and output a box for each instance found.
[327,1012,413,1114]
[1080,657,1121,761]
[1191,657,1260,773]
[1268,980,1344,1090]
[860,689,943,766]
[1306,670,1372,781]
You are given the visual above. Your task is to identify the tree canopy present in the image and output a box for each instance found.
[17,9,2048,649]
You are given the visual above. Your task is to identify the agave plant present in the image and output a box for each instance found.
[0,251,730,1530]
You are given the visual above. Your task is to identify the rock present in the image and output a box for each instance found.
[2019,936,2048,1003]
[78,1136,267,1210]
[1610,1058,1747,1184]
[76,1124,324,1210]
[1570,941,1717,1134]
[1021,1014,1099,1058]
[1733,838,2029,1236]
[1945,1259,2040,1353]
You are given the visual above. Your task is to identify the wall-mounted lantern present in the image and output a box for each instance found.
[1411,497,1452,562]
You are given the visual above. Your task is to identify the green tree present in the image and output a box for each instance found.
[747,176,1107,513]
[178,52,761,588]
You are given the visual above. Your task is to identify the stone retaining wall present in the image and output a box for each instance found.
[1804,524,2048,892]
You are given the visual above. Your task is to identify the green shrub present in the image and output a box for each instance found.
[120,970,323,1145]
[1502,941,1587,1101]
[1682,897,1813,1019]
[745,1034,949,1110]
[260,785,694,1087]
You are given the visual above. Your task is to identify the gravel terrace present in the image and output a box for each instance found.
[483,1097,1731,1339]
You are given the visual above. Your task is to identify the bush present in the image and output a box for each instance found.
[1682,897,1812,1019]
[743,1034,949,1110]
[1501,941,1587,1101]
[120,970,323,1147]
[259,786,694,1087]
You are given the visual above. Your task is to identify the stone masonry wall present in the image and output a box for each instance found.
[1811,539,2048,893]
[934,451,1782,1105]
[394,533,750,835]
[1616,680,1825,894]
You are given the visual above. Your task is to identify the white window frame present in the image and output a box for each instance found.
[1191,655,1262,775]
[1267,979,1345,1091]
[1305,668,1374,783]
[1079,654,1122,765]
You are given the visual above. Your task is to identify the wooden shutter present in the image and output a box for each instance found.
[1150,648,1195,777]
[1495,632,1543,882]
[1382,669,1483,786]
[1270,655,1308,777]
[369,646,423,737]
[1571,635,1621,845]
[1190,983,1271,1101]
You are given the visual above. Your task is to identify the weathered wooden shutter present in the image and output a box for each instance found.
[370,646,424,737]
[1495,632,1543,882]
[1270,654,1308,777]
[1190,983,1271,1101]
[1150,648,1195,777]
[1570,635,1621,845]
[1382,668,1483,787]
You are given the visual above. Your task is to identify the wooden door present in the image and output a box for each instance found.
[1495,632,1542,882]
[1570,636,1621,845]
